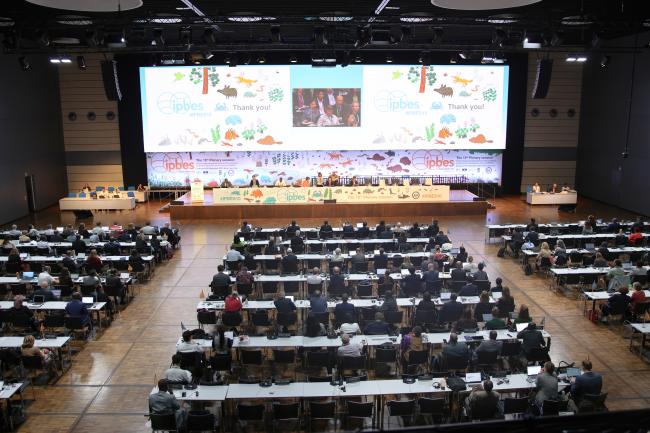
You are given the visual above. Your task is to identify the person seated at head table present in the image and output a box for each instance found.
[298,176,311,187]
[350,175,359,186]
[274,177,287,187]
[327,172,340,186]
[249,175,260,187]
[548,183,559,193]
[220,178,233,188]
[532,182,541,193]
[315,172,324,187]
[561,183,571,192]
[136,184,146,192]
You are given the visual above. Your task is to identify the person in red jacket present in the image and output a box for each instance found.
[224,291,242,312]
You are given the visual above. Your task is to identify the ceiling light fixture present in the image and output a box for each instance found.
[319,11,353,22]
[289,55,298,63]
[76,55,86,70]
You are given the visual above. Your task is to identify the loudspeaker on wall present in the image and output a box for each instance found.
[531,59,553,99]
[101,60,122,101]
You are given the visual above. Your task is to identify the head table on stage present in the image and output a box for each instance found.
[211,185,450,205]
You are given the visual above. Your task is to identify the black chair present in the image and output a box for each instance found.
[21,355,45,380]
[307,375,332,382]
[149,412,178,432]
[582,393,608,412]
[210,353,232,374]
[178,351,203,378]
[499,340,522,358]
[339,355,366,375]
[309,401,336,432]
[406,350,429,374]
[417,397,446,424]
[272,402,300,431]
[307,282,323,296]
[375,346,397,377]
[443,354,469,372]
[386,399,415,428]
[451,281,465,293]
[251,310,272,329]
[476,350,499,372]
[64,316,89,339]
[221,311,243,328]
[632,275,648,286]
[312,312,330,326]
[262,282,279,298]
[44,314,65,333]
[236,283,254,298]
[283,281,300,295]
[632,301,650,322]
[384,310,403,326]
[475,280,490,292]
[502,397,529,419]
[425,280,443,296]
[356,280,373,298]
[346,400,374,429]
[241,349,264,367]
[187,410,216,432]
[237,403,265,429]
[353,262,369,273]
[306,350,333,372]
[197,311,217,328]
[414,310,437,327]
[525,347,550,364]
[272,349,296,375]
[541,399,560,416]
[210,282,230,299]
[276,312,297,329]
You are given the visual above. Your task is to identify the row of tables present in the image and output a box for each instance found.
[485,221,648,243]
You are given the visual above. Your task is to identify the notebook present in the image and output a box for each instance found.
[516,323,529,332]
[465,372,482,383]
[566,367,581,377]
[527,366,542,376]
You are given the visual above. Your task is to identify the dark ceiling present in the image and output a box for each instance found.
[1,0,649,56]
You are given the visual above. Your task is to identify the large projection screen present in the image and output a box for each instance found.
[140,64,509,153]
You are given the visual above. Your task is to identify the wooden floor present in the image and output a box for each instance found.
[9,195,650,432]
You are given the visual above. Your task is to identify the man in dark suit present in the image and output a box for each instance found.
[290,233,305,253]
[363,312,392,335]
[451,262,466,282]
[211,265,231,295]
[401,267,422,297]
[334,292,355,320]
[281,249,299,274]
[329,266,347,295]
[458,275,479,297]
[274,291,296,314]
[350,248,367,272]
[517,322,546,356]
[525,228,539,245]
[434,231,451,246]
[286,220,300,238]
[319,220,333,238]
[442,332,470,359]
[342,222,355,237]
[373,248,388,270]
[473,262,488,281]
[422,262,440,283]
[33,281,58,302]
[440,293,464,323]
[356,222,370,239]
[570,360,603,403]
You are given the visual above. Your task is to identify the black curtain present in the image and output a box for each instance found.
[116,54,148,188]
[500,53,527,195]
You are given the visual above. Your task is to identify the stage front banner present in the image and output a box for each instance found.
[146,149,502,188]
[211,185,450,205]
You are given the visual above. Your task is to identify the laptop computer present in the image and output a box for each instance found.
[82,296,95,305]
[376,268,387,276]
[356,223,363,228]
[622,262,633,270]
[440,292,451,301]
[77,253,87,259]
[120,272,130,279]
[373,250,380,255]
[482,314,493,322]
[32,295,45,305]
[401,269,410,276]
[585,243,595,252]
[527,366,542,376]
[450,247,460,255]
[21,271,34,280]
[51,289,61,298]
[516,323,530,332]
[465,372,482,383]
[565,367,581,377]
[56,227,64,232]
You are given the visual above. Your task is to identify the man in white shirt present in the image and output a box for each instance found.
[225,248,244,263]
[306,267,323,285]
[92,223,104,236]
[43,224,55,237]
[337,334,363,357]
[163,354,192,383]
[8,225,21,237]
[274,177,287,187]
[176,330,203,353]
[38,266,56,287]
[326,88,336,106]
[338,316,361,335]
[142,222,157,236]
[317,106,340,127]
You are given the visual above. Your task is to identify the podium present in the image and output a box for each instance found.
[190,181,205,203]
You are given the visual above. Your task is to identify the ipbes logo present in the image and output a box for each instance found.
[150,153,195,173]
[374,90,419,112]
[164,158,194,171]
[157,92,203,114]
[412,150,455,170]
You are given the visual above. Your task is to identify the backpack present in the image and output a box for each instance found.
[446,376,467,392]
[524,263,533,276]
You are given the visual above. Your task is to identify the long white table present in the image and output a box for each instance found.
[526,191,577,205]
[59,197,136,211]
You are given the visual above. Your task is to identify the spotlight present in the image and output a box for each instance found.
[340,51,351,67]
[432,27,444,44]
[492,28,506,47]
[204,51,214,60]
[576,56,587,62]
[257,54,266,64]
[600,55,610,68]
[289,55,298,63]
[270,25,282,43]
[203,28,216,45]
[152,29,165,46]
[565,54,587,62]
[76,55,86,70]
[18,56,30,71]
[49,57,61,64]
[37,30,50,47]
[385,55,393,63]
[179,27,192,49]
[418,51,431,65]
[60,56,72,63]
[353,55,363,63]
[314,27,328,46]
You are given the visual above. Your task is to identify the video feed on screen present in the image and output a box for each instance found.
[292,88,361,127]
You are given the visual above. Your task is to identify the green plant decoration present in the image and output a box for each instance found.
[425,123,436,142]
[483,88,497,102]
[268,88,284,102]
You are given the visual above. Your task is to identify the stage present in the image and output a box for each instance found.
[169,189,488,220]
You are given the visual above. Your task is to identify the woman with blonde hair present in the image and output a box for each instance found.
[21,335,54,371]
